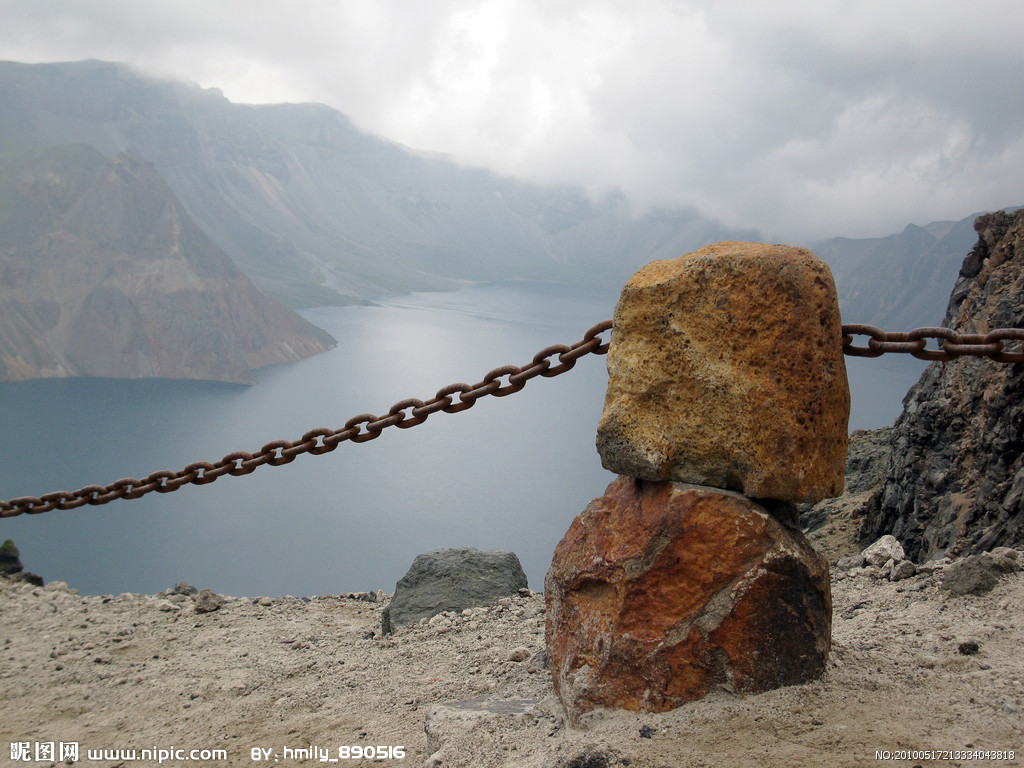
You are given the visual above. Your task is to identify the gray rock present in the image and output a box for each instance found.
[173,582,199,596]
[8,571,44,586]
[0,540,43,585]
[890,560,918,582]
[44,580,77,594]
[835,555,865,571]
[507,647,531,662]
[862,535,907,568]
[557,750,620,768]
[843,428,896,495]
[346,590,385,602]
[381,548,527,635]
[194,589,225,614]
[990,547,1020,563]
[988,552,1022,575]
[941,552,1018,596]
[849,566,881,579]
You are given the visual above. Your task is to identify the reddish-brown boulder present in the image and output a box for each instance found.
[545,476,831,721]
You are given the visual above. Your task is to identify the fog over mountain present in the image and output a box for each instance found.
[4,1,1022,243]
[0,60,753,309]
[0,60,1018,383]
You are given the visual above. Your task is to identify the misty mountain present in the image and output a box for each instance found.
[0,143,333,383]
[0,58,1018,387]
[811,216,985,330]
[0,60,753,308]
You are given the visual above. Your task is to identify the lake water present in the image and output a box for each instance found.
[0,281,926,596]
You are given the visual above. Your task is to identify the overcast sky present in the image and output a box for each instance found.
[2,0,1022,240]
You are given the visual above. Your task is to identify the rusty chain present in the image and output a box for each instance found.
[0,320,614,518]
[841,324,1024,362]
[2,318,1022,518]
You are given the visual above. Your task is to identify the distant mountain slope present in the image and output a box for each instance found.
[0,60,752,306]
[811,215,984,330]
[0,143,334,383]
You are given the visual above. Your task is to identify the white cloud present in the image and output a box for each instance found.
[1,0,1022,239]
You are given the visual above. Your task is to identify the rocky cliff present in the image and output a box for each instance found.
[0,143,334,384]
[861,209,1024,560]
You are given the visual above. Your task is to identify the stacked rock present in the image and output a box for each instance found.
[545,242,850,722]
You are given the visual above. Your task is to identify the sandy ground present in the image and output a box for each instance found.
[2,541,1023,768]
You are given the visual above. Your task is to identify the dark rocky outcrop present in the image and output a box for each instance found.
[0,539,43,585]
[381,548,528,635]
[0,144,334,383]
[0,538,23,576]
[861,209,1024,560]
[799,427,893,541]
[842,428,897,496]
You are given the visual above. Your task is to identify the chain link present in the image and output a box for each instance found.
[841,324,1024,362]
[3,318,1022,518]
[0,321,614,518]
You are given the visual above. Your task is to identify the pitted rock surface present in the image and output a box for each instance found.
[596,241,849,502]
[545,476,832,721]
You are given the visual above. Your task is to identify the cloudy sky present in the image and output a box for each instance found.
[2,0,1022,240]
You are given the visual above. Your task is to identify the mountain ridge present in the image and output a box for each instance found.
[0,60,757,307]
[811,215,985,329]
[1,59,1021,385]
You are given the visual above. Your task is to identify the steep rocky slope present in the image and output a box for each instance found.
[860,209,1024,560]
[0,143,333,383]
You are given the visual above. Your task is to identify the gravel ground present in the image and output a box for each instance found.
[2,548,1023,768]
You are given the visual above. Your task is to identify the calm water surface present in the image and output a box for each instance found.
[0,282,925,596]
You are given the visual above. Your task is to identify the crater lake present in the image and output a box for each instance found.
[0,281,926,596]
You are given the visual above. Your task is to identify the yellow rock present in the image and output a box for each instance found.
[596,241,849,502]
